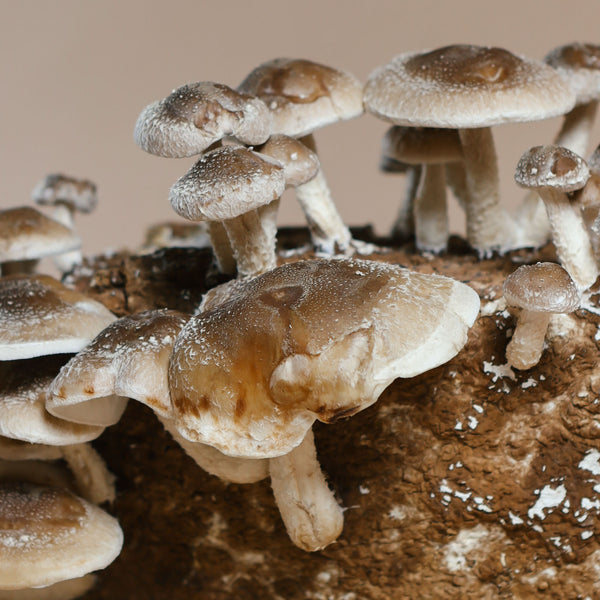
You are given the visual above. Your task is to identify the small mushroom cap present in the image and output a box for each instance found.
[0,275,116,361]
[255,135,320,187]
[545,43,600,105]
[503,262,581,312]
[364,45,575,128]
[0,357,103,446]
[0,482,123,590]
[381,126,463,165]
[169,145,286,222]
[238,58,364,137]
[31,174,97,214]
[514,145,590,193]
[134,82,273,158]
[169,258,479,458]
[0,207,81,264]
[48,309,190,423]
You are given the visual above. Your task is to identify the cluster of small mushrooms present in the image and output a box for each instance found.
[1,41,600,595]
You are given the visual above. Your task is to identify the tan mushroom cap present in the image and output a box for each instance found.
[238,58,364,137]
[134,82,273,158]
[0,482,123,590]
[514,145,590,193]
[256,135,319,187]
[169,258,480,458]
[0,207,81,264]
[364,45,575,128]
[0,357,103,446]
[0,275,116,361]
[48,309,190,423]
[0,574,96,599]
[169,145,286,221]
[545,43,600,105]
[31,174,97,215]
[381,126,463,165]
[503,262,581,313]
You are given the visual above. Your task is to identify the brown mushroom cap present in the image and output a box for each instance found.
[169,258,479,458]
[381,126,463,165]
[0,482,123,590]
[514,145,590,193]
[169,145,286,222]
[0,275,116,361]
[238,58,364,137]
[134,82,273,158]
[31,174,97,215]
[0,207,81,264]
[364,45,575,128]
[503,262,581,313]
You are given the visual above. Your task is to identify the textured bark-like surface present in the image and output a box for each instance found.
[68,232,600,600]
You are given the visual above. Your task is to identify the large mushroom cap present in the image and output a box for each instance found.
[169,258,479,458]
[31,174,97,215]
[0,207,81,264]
[134,81,273,158]
[0,275,116,361]
[238,58,364,137]
[0,482,123,590]
[169,145,286,222]
[364,45,575,128]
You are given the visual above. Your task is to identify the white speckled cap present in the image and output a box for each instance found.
[32,174,97,214]
[364,45,576,128]
[134,82,272,158]
[239,58,364,137]
[169,145,285,222]
[0,481,123,590]
[0,275,116,361]
[256,135,319,187]
[0,207,80,264]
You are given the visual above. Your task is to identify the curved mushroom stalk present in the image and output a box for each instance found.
[505,309,552,370]
[414,163,449,253]
[269,429,343,552]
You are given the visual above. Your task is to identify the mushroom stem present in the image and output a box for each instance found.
[295,134,352,254]
[414,163,448,253]
[269,428,343,552]
[49,203,75,229]
[506,309,551,370]
[444,162,468,210]
[555,101,598,156]
[207,222,236,275]
[391,165,420,240]
[459,127,513,255]
[539,187,599,290]
[223,209,277,278]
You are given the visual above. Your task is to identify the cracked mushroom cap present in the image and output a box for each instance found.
[48,309,191,424]
[0,356,103,446]
[238,58,364,137]
[503,262,581,313]
[134,82,273,158]
[169,145,286,222]
[514,145,590,193]
[545,43,600,105]
[364,44,575,128]
[169,258,480,458]
[31,174,97,215]
[0,207,81,265]
[0,481,123,590]
[0,275,116,361]
[381,126,463,165]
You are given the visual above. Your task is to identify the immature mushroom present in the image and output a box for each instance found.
[514,145,598,290]
[0,207,81,276]
[239,58,363,254]
[364,44,576,255]
[503,262,581,370]
[169,258,480,550]
[169,145,286,278]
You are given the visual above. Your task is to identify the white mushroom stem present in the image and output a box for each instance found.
[414,163,449,253]
[269,428,343,552]
[47,202,82,273]
[223,208,277,278]
[555,101,598,156]
[459,127,514,255]
[159,416,269,484]
[207,222,236,275]
[391,165,420,240]
[539,187,599,290]
[506,309,551,370]
[444,162,468,210]
[295,134,352,254]
[60,443,116,504]
[513,191,552,249]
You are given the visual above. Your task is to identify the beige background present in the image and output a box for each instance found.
[1,0,599,255]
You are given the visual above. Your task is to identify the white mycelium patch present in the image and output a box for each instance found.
[579,449,600,475]
[442,525,500,573]
[528,484,567,520]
